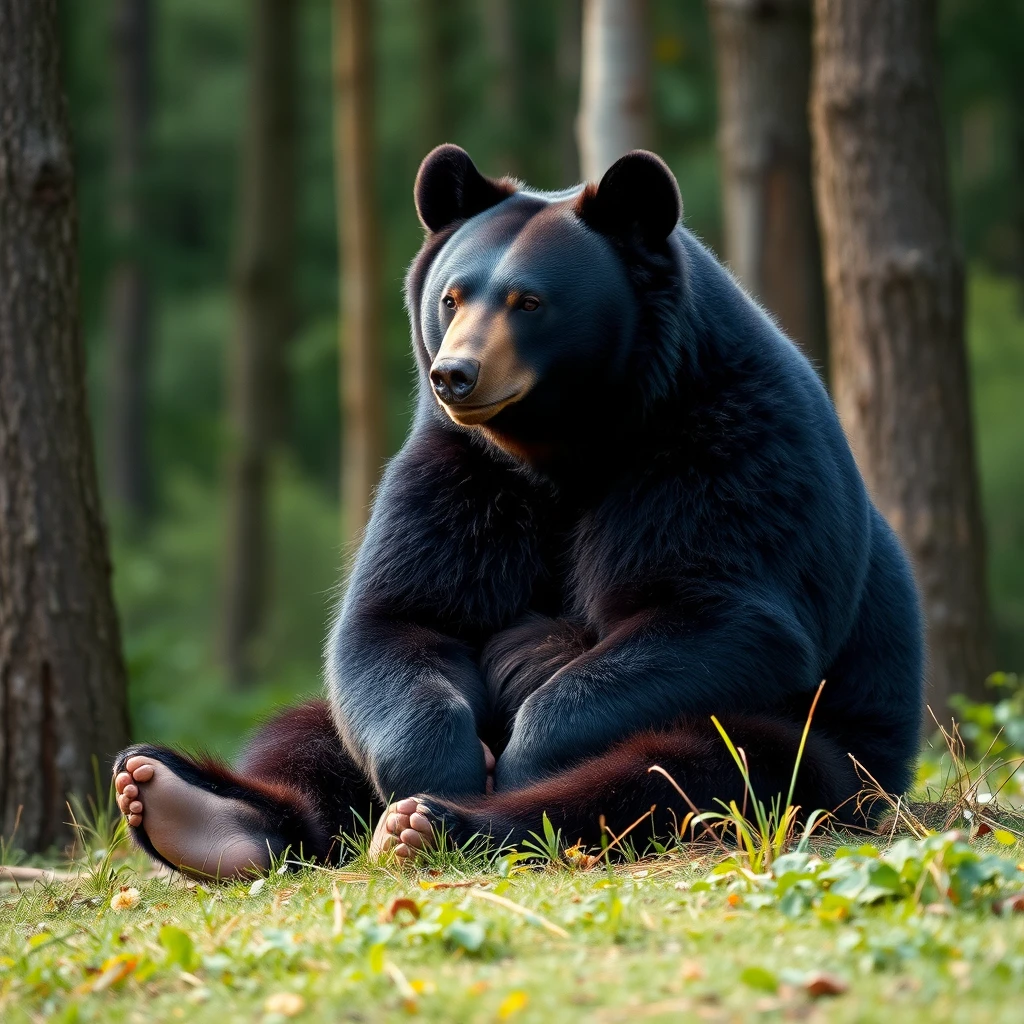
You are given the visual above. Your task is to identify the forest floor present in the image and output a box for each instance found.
[2,811,1024,1024]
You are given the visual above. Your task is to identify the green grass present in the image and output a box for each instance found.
[3,819,1024,1023]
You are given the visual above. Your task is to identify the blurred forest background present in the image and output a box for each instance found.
[2,0,1023,856]
[61,0,1024,749]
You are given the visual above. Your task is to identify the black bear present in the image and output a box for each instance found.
[114,146,923,879]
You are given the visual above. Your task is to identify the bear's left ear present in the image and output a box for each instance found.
[575,151,681,246]
[414,145,516,233]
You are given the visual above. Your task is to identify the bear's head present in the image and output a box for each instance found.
[409,145,684,462]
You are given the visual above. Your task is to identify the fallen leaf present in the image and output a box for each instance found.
[680,959,704,982]
[264,992,305,1016]
[740,966,778,993]
[382,897,420,922]
[77,954,138,994]
[992,891,1024,914]
[498,991,529,1019]
[109,887,141,911]
[803,972,848,998]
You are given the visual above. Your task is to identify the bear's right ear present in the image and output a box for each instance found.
[575,151,681,246]
[414,145,516,233]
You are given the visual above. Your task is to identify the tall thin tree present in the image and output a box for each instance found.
[577,0,652,181]
[105,0,153,522]
[810,0,992,709]
[0,0,130,852]
[333,0,385,549]
[557,0,582,184]
[220,0,298,686]
[483,0,521,176]
[708,0,827,371]
[417,0,457,154]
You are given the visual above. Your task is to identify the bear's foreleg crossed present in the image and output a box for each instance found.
[494,596,818,790]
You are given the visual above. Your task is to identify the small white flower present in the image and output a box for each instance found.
[109,886,141,911]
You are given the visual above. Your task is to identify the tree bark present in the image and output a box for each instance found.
[708,0,827,372]
[810,0,992,710]
[482,0,521,177]
[417,0,457,154]
[0,0,130,852]
[557,0,582,184]
[333,0,385,551]
[220,0,297,687]
[104,0,153,525]
[577,0,652,181]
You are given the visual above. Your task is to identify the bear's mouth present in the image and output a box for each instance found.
[440,391,524,426]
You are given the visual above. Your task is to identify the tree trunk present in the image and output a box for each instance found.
[708,0,827,372]
[220,0,297,687]
[577,0,652,181]
[333,0,385,551]
[810,0,992,711]
[0,0,130,853]
[482,0,522,177]
[557,0,582,184]
[1013,77,1024,301]
[105,0,153,524]
[417,0,457,154]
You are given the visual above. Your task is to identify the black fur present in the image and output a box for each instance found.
[115,148,923,870]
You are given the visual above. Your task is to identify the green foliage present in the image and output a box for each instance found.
[696,831,1024,918]
[952,672,1024,762]
[522,813,563,865]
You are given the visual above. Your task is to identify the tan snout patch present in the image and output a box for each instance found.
[432,310,536,426]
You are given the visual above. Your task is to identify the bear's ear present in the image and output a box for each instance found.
[575,151,681,246]
[414,145,516,233]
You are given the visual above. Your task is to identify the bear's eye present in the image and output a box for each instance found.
[442,294,457,310]
[519,295,541,312]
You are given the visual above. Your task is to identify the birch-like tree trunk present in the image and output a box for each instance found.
[483,0,521,177]
[577,0,652,181]
[557,0,582,184]
[333,0,385,550]
[105,0,153,522]
[708,0,827,371]
[220,0,297,686]
[417,0,456,153]
[0,0,130,852]
[810,0,992,710]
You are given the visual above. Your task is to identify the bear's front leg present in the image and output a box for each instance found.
[495,602,817,791]
[328,607,498,803]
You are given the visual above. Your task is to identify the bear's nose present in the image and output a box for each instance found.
[430,358,480,404]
